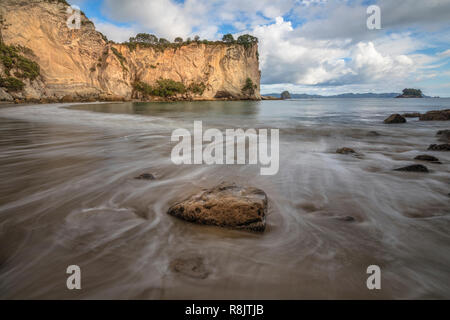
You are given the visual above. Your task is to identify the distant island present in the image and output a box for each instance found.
[263,89,433,99]
[396,88,423,98]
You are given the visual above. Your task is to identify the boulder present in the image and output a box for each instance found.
[134,173,155,180]
[0,88,14,102]
[336,147,356,154]
[394,164,429,173]
[419,109,450,121]
[428,144,450,151]
[414,155,440,163]
[384,114,406,124]
[402,112,421,118]
[436,130,450,142]
[261,95,282,100]
[60,95,75,103]
[338,216,356,222]
[167,182,267,232]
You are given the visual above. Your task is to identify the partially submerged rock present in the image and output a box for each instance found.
[384,114,406,124]
[336,147,356,154]
[394,164,429,173]
[134,173,156,180]
[419,109,450,121]
[167,183,267,232]
[436,130,450,142]
[414,155,440,163]
[367,131,381,137]
[170,257,209,279]
[338,216,356,222]
[428,144,450,151]
[402,112,421,118]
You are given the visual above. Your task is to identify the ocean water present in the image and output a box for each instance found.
[0,98,449,299]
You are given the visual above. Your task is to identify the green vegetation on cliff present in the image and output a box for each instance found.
[133,79,206,98]
[0,76,25,91]
[110,47,128,72]
[0,43,40,80]
[242,77,257,95]
[123,33,258,52]
[0,42,40,92]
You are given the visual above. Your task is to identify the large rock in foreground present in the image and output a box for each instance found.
[167,183,267,232]
[420,109,450,121]
[384,114,406,124]
[394,164,429,173]
[428,144,450,151]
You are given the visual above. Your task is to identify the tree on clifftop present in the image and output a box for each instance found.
[237,34,258,48]
[130,33,158,44]
[174,37,183,43]
[222,33,235,43]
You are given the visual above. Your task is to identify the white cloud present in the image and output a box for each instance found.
[439,49,450,58]
[93,19,138,43]
[252,17,417,89]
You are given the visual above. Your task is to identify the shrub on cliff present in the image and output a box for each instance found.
[153,79,186,97]
[188,82,206,95]
[242,77,256,95]
[110,47,128,71]
[0,43,40,80]
[133,79,186,97]
[0,76,25,91]
[133,79,208,98]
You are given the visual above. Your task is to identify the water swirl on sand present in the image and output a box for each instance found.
[0,99,449,299]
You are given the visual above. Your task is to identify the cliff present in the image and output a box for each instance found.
[0,0,261,103]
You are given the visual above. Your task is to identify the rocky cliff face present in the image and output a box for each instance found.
[0,0,260,102]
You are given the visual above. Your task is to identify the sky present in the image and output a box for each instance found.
[69,0,450,97]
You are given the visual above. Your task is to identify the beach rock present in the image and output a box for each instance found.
[428,144,450,151]
[436,130,450,142]
[338,216,356,222]
[384,114,406,124]
[0,88,14,102]
[59,95,76,103]
[167,182,267,232]
[134,173,155,180]
[419,109,450,121]
[261,95,282,100]
[402,112,421,118]
[394,164,429,173]
[414,155,440,162]
[367,131,381,137]
[170,257,209,279]
[336,147,356,154]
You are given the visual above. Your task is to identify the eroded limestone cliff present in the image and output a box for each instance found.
[0,0,261,102]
